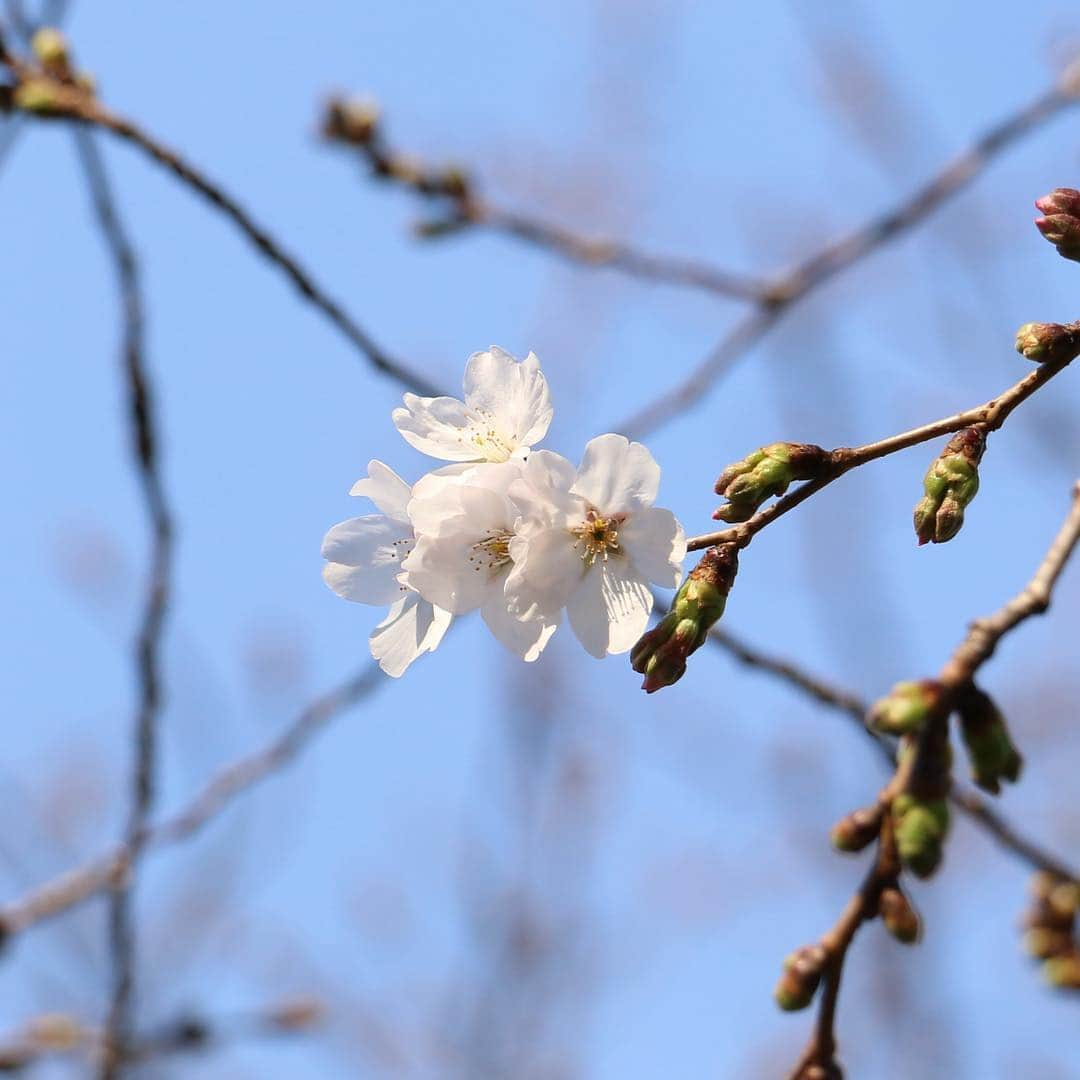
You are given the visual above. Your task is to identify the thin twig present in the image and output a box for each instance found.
[620,84,1077,438]
[72,128,170,1079]
[319,96,769,303]
[0,664,382,938]
[938,480,1080,689]
[686,352,1077,552]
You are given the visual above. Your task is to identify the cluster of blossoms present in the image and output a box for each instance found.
[322,348,687,676]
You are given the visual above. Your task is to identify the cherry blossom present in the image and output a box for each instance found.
[506,435,686,658]
[392,346,552,463]
[403,463,557,661]
[321,460,451,677]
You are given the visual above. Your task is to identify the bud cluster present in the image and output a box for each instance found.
[773,943,828,1011]
[1014,321,1080,366]
[913,426,985,546]
[1022,871,1080,991]
[631,544,739,692]
[713,442,831,523]
[867,679,944,736]
[956,685,1022,795]
[1035,188,1080,262]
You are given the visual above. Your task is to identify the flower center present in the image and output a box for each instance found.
[464,409,514,462]
[468,530,514,575]
[571,510,623,566]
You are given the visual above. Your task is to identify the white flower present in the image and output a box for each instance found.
[392,346,553,464]
[403,462,557,661]
[321,460,452,677]
[506,435,686,658]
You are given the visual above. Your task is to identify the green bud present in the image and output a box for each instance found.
[879,886,921,944]
[892,793,949,879]
[773,944,828,1011]
[631,544,738,692]
[867,680,943,736]
[1043,953,1080,990]
[956,685,1022,795]
[31,27,69,72]
[13,79,62,115]
[913,427,985,546]
[829,805,882,853]
[714,442,830,523]
[1014,321,1080,365]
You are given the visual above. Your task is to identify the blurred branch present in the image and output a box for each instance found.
[0,34,443,397]
[0,997,321,1072]
[320,97,769,302]
[0,665,382,940]
[621,79,1080,437]
[687,347,1079,551]
[72,127,170,1078]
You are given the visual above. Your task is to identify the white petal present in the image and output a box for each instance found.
[571,433,660,515]
[463,347,553,450]
[392,394,487,462]
[369,593,452,677]
[566,559,653,658]
[480,591,558,662]
[619,507,687,589]
[505,524,584,614]
[403,487,514,614]
[348,460,412,524]
[321,516,410,605]
[509,449,582,524]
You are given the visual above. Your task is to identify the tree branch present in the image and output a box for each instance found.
[72,127,170,1079]
[686,352,1077,552]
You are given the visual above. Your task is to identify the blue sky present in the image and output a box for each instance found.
[2,1,1079,1076]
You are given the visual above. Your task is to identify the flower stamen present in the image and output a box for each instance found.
[571,510,623,565]
[467,530,513,574]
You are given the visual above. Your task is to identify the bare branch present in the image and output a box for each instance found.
[0,665,382,939]
[72,127,171,1078]
[320,96,769,303]
[621,85,1078,438]
[687,352,1078,551]
[1,54,443,397]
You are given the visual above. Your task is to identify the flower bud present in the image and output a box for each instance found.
[13,78,62,115]
[1043,953,1080,989]
[631,544,738,693]
[31,28,70,75]
[714,442,830,523]
[829,805,882,853]
[1035,189,1080,261]
[1014,321,1080,365]
[913,427,985,545]
[773,944,828,1011]
[867,680,943,736]
[1023,927,1073,960]
[879,886,921,944]
[322,96,380,144]
[956,685,1022,795]
[1035,188,1080,217]
[892,793,949,879]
